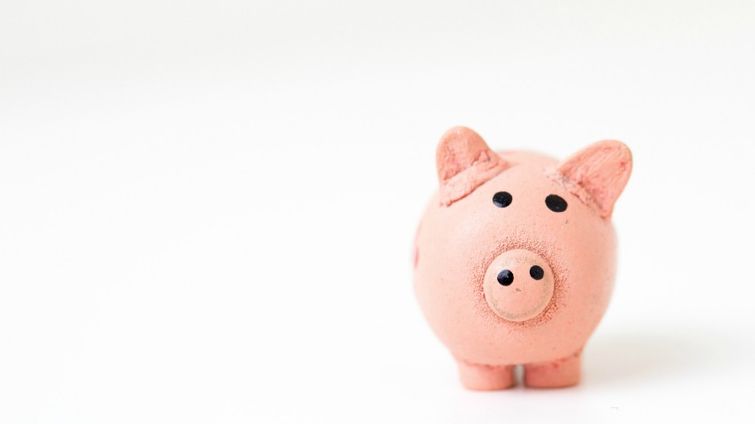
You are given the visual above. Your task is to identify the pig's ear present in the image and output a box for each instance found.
[557,140,632,218]
[436,126,508,206]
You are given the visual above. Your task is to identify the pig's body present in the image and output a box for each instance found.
[413,128,631,389]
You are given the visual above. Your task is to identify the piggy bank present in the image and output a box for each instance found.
[413,127,632,389]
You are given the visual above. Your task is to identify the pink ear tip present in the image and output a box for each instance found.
[436,127,486,159]
[441,125,482,140]
[598,139,633,173]
[596,139,632,157]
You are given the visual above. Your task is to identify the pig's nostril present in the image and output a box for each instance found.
[529,265,544,280]
[497,269,514,286]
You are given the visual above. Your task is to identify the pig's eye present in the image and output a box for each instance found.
[545,194,568,212]
[492,191,512,208]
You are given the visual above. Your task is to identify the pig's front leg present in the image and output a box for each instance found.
[523,351,581,388]
[456,360,515,390]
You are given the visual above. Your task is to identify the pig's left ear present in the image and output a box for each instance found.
[557,140,632,218]
[436,126,508,206]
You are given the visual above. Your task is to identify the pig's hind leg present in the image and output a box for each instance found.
[456,360,516,390]
[523,351,581,388]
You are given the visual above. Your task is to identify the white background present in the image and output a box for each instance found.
[1,1,754,422]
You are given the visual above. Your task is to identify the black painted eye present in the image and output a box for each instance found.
[497,269,514,286]
[529,265,544,280]
[545,194,568,212]
[492,191,512,208]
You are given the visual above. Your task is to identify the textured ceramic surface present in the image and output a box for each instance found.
[413,126,632,389]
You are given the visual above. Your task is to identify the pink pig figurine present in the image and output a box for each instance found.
[413,127,632,389]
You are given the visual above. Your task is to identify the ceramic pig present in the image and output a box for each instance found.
[413,127,632,389]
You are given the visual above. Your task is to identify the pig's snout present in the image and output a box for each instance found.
[483,249,555,322]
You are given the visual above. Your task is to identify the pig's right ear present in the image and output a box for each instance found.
[436,126,508,206]
[556,140,632,219]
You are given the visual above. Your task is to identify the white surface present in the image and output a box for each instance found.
[1,1,754,422]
